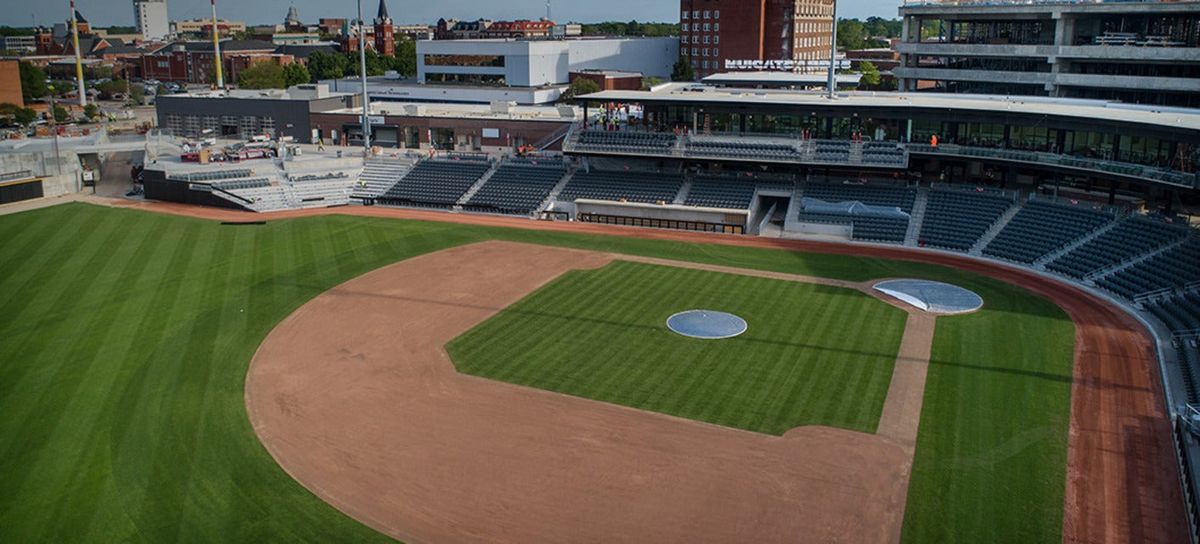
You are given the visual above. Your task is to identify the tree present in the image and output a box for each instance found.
[282,63,311,87]
[391,38,418,77]
[236,62,287,89]
[642,76,663,90]
[19,61,48,102]
[859,61,881,88]
[565,77,601,99]
[0,102,37,126]
[83,103,100,121]
[306,50,349,81]
[52,105,69,124]
[836,19,868,51]
[671,56,695,82]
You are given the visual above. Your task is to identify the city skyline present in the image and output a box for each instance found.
[2,0,896,29]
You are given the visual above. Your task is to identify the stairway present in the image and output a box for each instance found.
[534,168,577,214]
[455,161,502,208]
[354,157,411,200]
[848,141,863,164]
[1033,216,1122,271]
[969,200,1023,256]
[1085,235,1191,283]
[673,173,694,205]
[904,187,929,246]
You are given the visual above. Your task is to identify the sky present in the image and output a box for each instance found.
[2,0,899,29]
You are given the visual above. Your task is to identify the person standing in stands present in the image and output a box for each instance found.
[930,134,939,150]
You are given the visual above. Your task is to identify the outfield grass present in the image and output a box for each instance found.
[0,202,1072,543]
[448,261,907,435]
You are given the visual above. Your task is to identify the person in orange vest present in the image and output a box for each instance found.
[930,134,939,149]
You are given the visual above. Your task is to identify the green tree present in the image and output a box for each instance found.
[0,102,36,125]
[564,77,601,100]
[282,63,311,87]
[306,50,349,80]
[671,56,695,82]
[236,62,287,89]
[642,76,663,90]
[83,103,100,121]
[52,105,69,124]
[391,38,418,77]
[19,61,48,102]
[858,61,881,88]
[836,19,868,51]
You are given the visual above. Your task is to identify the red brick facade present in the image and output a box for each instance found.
[678,0,833,78]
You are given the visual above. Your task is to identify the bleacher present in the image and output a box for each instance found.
[861,142,906,166]
[167,169,254,183]
[685,175,760,209]
[918,188,1014,250]
[574,131,677,153]
[1098,237,1200,299]
[354,157,415,200]
[686,139,800,161]
[557,170,684,204]
[814,141,851,163]
[211,178,271,191]
[464,159,566,215]
[378,159,492,209]
[1147,292,1200,333]
[983,199,1114,263]
[1047,217,1189,278]
[802,182,917,212]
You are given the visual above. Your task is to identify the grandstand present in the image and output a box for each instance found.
[557,170,684,204]
[573,130,677,154]
[354,157,417,201]
[918,187,1015,251]
[685,175,761,209]
[378,158,494,209]
[983,200,1115,263]
[1047,217,1190,279]
[1099,237,1200,299]
[464,158,567,215]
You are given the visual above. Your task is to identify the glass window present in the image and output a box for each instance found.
[423,54,505,67]
[704,10,710,19]
[715,10,720,18]
[681,10,688,19]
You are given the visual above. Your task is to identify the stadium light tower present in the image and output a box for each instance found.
[211,0,224,89]
[827,0,838,99]
[357,0,371,154]
[69,0,86,107]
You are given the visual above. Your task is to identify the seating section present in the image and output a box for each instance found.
[1098,237,1200,298]
[1148,293,1200,333]
[983,200,1113,263]
[378,159,492,209]
[861,142,906,165]
[353,157,414,200]
[574,131,676,153]
[211,178,271,191]
[557,170,684,204]
[687,139,799,161]
[1047,217,1189,278]
[796,211,908,243]
[685,176,759,209]
[918,189,1014,250]
[465,160,566,214]
[802,182,917,212]
[168,169,253,183]
[813,141,851,163]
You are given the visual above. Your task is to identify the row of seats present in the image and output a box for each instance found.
[169,168,253,183]
[797,211,909,243]
[1047,217,1189,278]
[378,159,492,208]
[465,162,566,215]
[687,140,799,161]
[918,189,1014,251]
[211,178,271,191]
[983,200,1113,263]
[575,131,676,153]
[1098,237,1200,298]
[685,176,760,209]
[558,170,684,204]
[1148,292,1200,333]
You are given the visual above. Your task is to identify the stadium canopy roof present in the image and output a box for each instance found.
[580,84,1200,133]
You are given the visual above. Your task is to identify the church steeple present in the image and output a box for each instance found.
[376,0,391,24]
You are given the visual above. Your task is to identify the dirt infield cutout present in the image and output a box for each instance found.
[244,241,939,543]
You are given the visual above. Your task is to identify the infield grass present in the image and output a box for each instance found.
[0,202,1073,543]
[448,261,908,435]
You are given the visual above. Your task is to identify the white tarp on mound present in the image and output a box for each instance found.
[873,279,983,315]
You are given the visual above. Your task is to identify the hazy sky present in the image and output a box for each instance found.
[3,0,899,28]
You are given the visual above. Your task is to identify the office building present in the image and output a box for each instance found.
[134,0,170,41]
[679,0,836,78]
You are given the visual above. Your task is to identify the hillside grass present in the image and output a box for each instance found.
[0,202,1073,543]
[448,261,908,435]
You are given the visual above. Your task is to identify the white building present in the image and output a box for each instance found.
[416,38,679,88]
[134,0,170,41]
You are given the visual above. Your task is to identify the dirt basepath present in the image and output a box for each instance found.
[246,241,934,544]
[100,197,1187,543]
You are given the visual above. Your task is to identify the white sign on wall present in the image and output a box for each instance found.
[367,116,386,125]
[482,128,500,139]
[724,59,851,71]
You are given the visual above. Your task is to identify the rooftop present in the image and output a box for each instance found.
[327,101,579,122]
[581,84,1200,132]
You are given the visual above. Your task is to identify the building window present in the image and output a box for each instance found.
[715,10,720,19]
[702,60,709,69]
[714,23,719,32]
[714,48,719,57]
[704,10,710,19]
[714,36,719,44]
[703,35,710,44]
[693,10,699,18]
[681,10,688,19]
[682,23,688,32]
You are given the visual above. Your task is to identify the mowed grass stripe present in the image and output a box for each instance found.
[447,261,907,435]
[0,203,1076,544]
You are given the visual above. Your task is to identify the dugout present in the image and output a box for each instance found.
[573,199,749,234]
[0,171,44,205]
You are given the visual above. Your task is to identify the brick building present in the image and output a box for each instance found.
[0,60,23,107]
[678,0,834,78]
[141,40,280,84]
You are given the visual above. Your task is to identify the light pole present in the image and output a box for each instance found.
[357,0,371,155]
[826,0,839,99]
[70,0,86,107]
[211,0,224,89]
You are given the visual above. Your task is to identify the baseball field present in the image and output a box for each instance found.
[0,201,1151,542]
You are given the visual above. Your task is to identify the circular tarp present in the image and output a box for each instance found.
[873,279,983,315]
[666,310,748,339]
